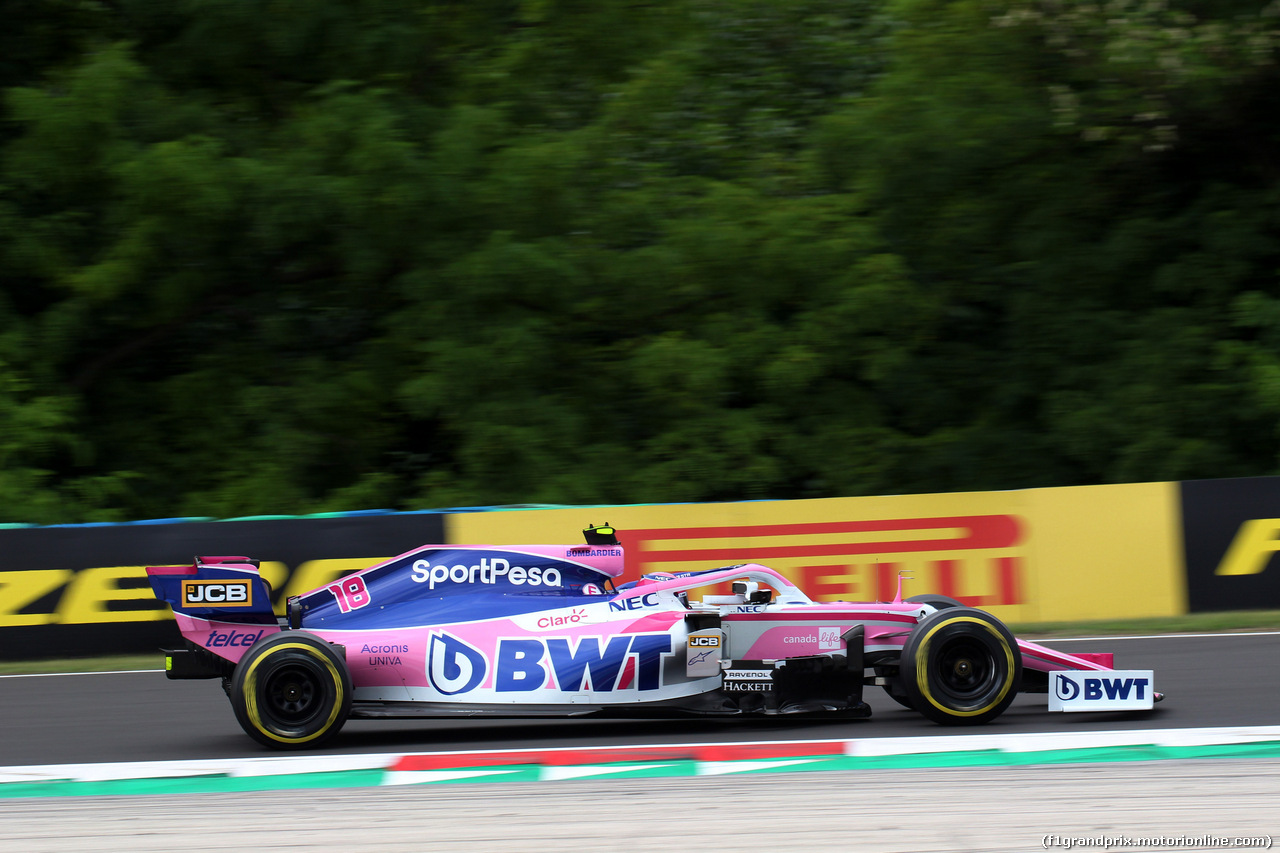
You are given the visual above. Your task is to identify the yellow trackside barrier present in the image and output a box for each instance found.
[446,482,1187,624]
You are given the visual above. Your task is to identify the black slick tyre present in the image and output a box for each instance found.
[897,607,1021,726]
[230,631,352,749]
[879,595,964,708]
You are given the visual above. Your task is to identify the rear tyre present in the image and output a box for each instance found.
[897,607,1020,726]
[230,632,352,749]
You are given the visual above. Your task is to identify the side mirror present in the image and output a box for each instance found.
[732,581,773,605]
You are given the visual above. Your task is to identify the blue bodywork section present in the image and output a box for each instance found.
[296,547,619,629]
[148,559,277,625]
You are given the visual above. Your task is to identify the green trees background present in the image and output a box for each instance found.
[2,0,1279,523]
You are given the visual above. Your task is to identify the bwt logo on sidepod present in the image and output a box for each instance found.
[426,632,674,696]
[427,634,487,695]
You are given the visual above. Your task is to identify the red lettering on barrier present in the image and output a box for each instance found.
[619,516,1026,605]
[800,565,859,602]
[877,561,900,602]
[623,516,1020,564]
[932,557,1024,607]
[936,559,960,601]
[997,556,1020,605]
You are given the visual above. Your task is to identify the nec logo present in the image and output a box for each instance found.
[609,593,659,612]
[181,580,252,607]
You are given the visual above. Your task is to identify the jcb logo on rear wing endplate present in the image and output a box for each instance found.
[181,580,253,608]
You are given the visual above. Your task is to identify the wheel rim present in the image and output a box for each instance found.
[932,637,997,703]
[262,663,324,726]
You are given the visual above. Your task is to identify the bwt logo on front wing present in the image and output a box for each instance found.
[1055,675,1148,701]
[181,580,253,607]
[1048,670,1154,712]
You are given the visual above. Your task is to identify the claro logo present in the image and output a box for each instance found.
[181,580,253,607]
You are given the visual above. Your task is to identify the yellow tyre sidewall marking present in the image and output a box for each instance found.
[243,642,345,744]
[914,616,1015,717]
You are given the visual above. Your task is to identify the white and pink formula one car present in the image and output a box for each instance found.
[148,525,1161,749]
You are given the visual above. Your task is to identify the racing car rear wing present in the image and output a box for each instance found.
[146,556,277,622]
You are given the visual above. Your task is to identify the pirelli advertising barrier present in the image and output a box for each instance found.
[1179,477,1280,614]
[447,483,1187,628]
[2,476,1279,659]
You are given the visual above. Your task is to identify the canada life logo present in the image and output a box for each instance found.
[1055,673,1081,701]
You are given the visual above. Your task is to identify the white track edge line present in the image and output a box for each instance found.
[1042,631,1280,642]
[0,669,163,679]
[3,726,1280,785]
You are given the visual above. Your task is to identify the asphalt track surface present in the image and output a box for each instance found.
[4,762,1278,852]
[2,633,1276,766]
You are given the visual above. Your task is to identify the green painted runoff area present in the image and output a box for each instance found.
[4,742,1280,799]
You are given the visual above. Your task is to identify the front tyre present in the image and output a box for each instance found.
[230,632,352,749]
[879,596,965,709]
[898,607,1020,726]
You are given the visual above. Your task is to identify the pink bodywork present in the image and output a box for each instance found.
[607,562,1118,675]
[161,557,1120,686]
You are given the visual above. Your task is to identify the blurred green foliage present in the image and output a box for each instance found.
[2,0,1280,523]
